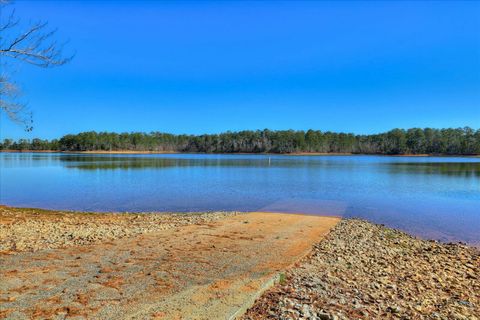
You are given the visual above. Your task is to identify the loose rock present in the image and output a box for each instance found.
[0,206,242,253]
[242,219,480,319]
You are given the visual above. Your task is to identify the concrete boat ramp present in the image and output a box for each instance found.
[0,212,339,319]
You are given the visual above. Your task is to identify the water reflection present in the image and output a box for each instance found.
[389,162,480,177]
[1,153,479,246]
[56,156,480,179]
[58,155,361,170]
[62,156,275,170]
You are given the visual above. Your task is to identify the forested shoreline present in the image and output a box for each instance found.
[1,127,479,155]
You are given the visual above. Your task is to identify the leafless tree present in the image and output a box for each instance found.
[0,1,73,130]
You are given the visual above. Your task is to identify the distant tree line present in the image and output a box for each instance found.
[1,127,480,155]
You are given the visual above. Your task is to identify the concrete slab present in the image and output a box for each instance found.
[0,212,339,319]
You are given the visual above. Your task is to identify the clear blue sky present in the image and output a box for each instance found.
[1,0,479,140]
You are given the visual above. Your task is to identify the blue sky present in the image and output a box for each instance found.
[1,0,479,140]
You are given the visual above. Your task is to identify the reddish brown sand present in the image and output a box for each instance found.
[0,212,339,319]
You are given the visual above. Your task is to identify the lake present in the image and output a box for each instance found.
[1,152,479,246]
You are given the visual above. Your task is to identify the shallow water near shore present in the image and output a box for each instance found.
[1,153,479,246]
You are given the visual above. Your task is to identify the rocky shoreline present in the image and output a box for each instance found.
[0,206,241,253]
[1,207,478,319]
[242,219,479,320]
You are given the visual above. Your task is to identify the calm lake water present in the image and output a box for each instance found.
[1,153,479,246]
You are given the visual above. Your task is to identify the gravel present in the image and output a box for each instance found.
[0,206,241,253]
[242,219,480,320]
[2,207,478,319]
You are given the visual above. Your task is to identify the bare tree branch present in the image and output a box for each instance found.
[0,19,73,67]
[0,9,18,32]
[0,1,72,130]
[0,72,32,131]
